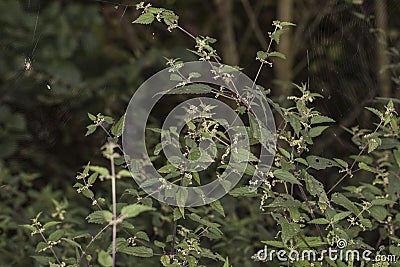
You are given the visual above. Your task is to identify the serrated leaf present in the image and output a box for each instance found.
[332,211,352,223]
[173,207,183,221]
[20,224,36,232]
[309,126,329,138]
[394,149,400,168]
[334,158,349,168]
[306,156,339,170]
[164,84,213,95]
[311,115,335,124]
[273,169,301,185]
[256,51,268,60]
[120,204,154,218]
[48,229,64,242]
[135,231,150,241]
[87,210,113,224]
[133,13,155,24]
[62,238,81,248]
[82,188,94,199]
[268,51,286,59]
[158,164,177,173]
[358,162,380,174]
[89,166,109,176]
[43,221,61,229]
[119,246,153,257]
[87,173,98,185]
[308,218,330,224]
[118,169,132,178]
[161,255,171,266]
[88,113,97,121]
[229,186,258,197]
[36,241,48,252]
[111,114,125,137]
[85,125,97,136]
[331,193,361,217]
[98,250,112,267]
[210,200,225,217]
[272,213,301,244]
[271,29,286,44]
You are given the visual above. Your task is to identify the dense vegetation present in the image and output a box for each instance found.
[0,0,399,266]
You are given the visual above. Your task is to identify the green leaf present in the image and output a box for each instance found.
[133,13,155,24]
[273,169,301,185]
[43,221,61,229]
[256,51,268,60]
[62,238,81,248]
[89,166,109,176]
[158,164,177,173]
[164,84,213,94]
[309,126,329,138]
[229,186,258,197]
[393,149,400,168]
[280,21,296,27]
[119,246,153,257]
[98,250,112,267]
[334,158,349,168]
[88,113,97,121]
[135,231,150,241]
[278,147,291,159]
[82,188,94,199]
[358,162,381,174]
[369,206,389,221]
[111,114,125,137]
[308,218,330,224]
[271,29,286,44]
[311,115,335,124]
[306,156,339,170]
[87,210,113,224]
[223,257,230,267]
[177,188,188,207]
[20,224,36,232]
[210,200,225,217]
[87,173,98,185]
[268,51,286,59]
[332,211,352,223]
[331,193,361,217]
[188,213,220,229]
[161,255,171,266]
[85,125,97,136]
[121,204,154,218]
[371,199,395,206]
[359,218,372,229]
[272,213,301,244]
[48,229,65,242]
[173,207,183,220]
[118,170,132,178]
[36,241,47,252]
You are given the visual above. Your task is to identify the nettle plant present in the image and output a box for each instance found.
[23,2,400,267]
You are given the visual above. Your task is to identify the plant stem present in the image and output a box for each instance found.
[171,220,178,256]
[111,155,117,267]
